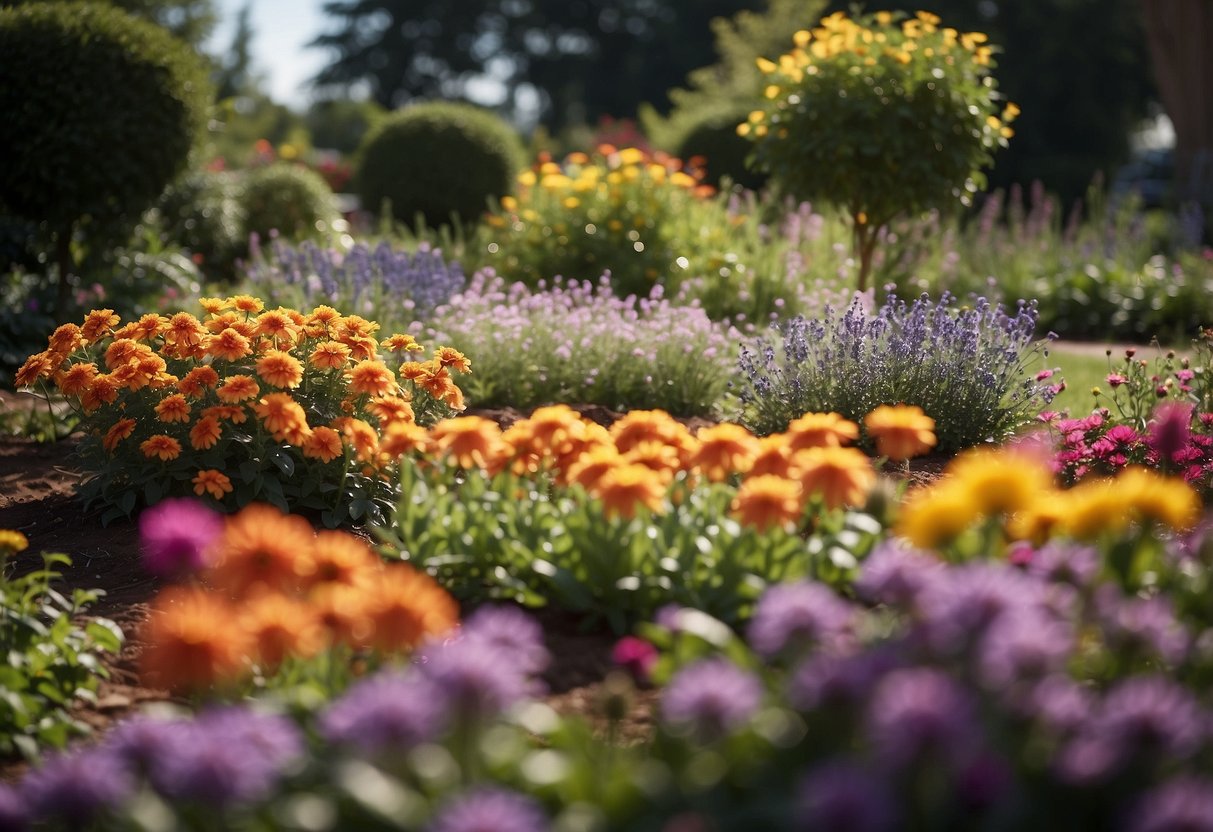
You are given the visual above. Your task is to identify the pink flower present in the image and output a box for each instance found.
[1148,402,1195,465]
[1035,369,1055,381]
[612,636,659,683]
[139,498,223,578]
[1106,373,1128,387]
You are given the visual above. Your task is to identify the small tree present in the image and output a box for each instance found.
[741,10,1014,291]
[0,2,211,309]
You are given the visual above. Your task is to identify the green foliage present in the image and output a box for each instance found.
[743,10,1013,290]
[670,103,768,190]
[0,2,212,263]
[0,550,123,761]
[240,163,340,242]
[306,98,386,155]
[356,102,525,228]
[156,169,247,280]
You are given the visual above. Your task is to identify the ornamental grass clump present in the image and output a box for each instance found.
[735,292,1056,452]
[241,238,466,322]
[13,297,469,525]
[415,270,738,416]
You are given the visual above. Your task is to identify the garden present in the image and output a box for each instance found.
[4,3,1213,830]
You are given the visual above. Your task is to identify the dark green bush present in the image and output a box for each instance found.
[0,2,211,302]
[355,102,525,228]
[240,164,339,242]
[156,170,247,279]
[672,105,768,191]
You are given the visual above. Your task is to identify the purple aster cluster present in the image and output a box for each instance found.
[321,671,446,754]
[746,580,857,658]
[242,238,466,319]
[427,787,550,832]
[736,291,1054,449]
[138,497,223,578]
[661,658,764,741]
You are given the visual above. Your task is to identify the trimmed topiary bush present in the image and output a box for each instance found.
[355,102,525,228]
[156,169,247,280]
[240,164,340,242]
[0,1,211,306]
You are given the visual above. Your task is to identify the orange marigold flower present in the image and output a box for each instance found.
[342,334,379,362]
[566,446,624,492]
[239,592,325,669]
[434,346,472,373]
[14,351,59,388]
[80,308,120,342]
[163,312,206,347]
[202,404,248,424]
[363,565,459,654]
[254,310,300,344]
[792,446,875,510]
[348,360,395,397]
[309,583,373,647]
[198,297,229,315]
[204,311,241,334]
[228,294,264,314]
[155,393,192,423]
[193,468,233,499]
[512,404,582,455]
[335,314,379,338]
[256,349,304,389]
[429,416,508,469]
[691,423,760,481]
[593,462,666,519]
[190,417,223,450]
[380,421,427,458]
[206,327,253,361]
[303,426,345,462]
[609,409,689,454]
[140,586,249,693]
[216,374,260,403]
[103,418,137,452]
[104,338,143,370]
[366,395,415,426]
[398,360,431,382]
[785,412,860,452]
[177,365,220,398]
[117,313,167,342]
[306,531,378,589]
[749,435,794,478]
[210,503,316,597]
[336,417,379,462]
[864,404,937,461]
[622,440,682,481]
[731,474,803,531]
[81,374,121,411]
[55,362,99,396]
[308,305,342,326]
[253,393,311,444]
[140,434,182,462]
[310,340,352,370]
[47,323,84,357]
[381,333,423,352]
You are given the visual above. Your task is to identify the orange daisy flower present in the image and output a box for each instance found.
[593,463,667,519]
[80,308,120,342]
[140,586,249,693]
[309,340,351,370]
[306,531,378,589]
[434,346,472,373]
[336,417,379,462]
[103,418,137,452]
[398,360,431,382]
[302,426,344,462]
[140,435,182,462]
[748,435,794,478]
[204,311,242,334]
[363,566,459,654]
[609,410,695,461]
[81,374,121,411]
[55,362,99,397]
[190,417,223,450]
[347,360,396,397]
[155,393,192,424]
[253,393,311,444]
[691,423,760,482]
[206,327,253,361]
[216,374,260,403]
[193,468,233,499]
[163,312,206,348]
[309,583,373,648]
[792,446,875,510]
[428,416,508,469]
[201,404,248,424]
[863,404,938,461]
[177,366,220,398]
[198,297,229,316]
[366,396,415,426]
[228,294,264,314]
[622,440,682,481]
[564,445,623,492]
[239,592,326,670]
[379,421,427,458]
[381,333,423,353]
[785,412,861,452]
[14,351,60,389]
[254,310,300,344]
[256,349,304,389]
[210,503,316,598]
[47,323,84,357]
[121,313,168,342]
[731,474,803,531]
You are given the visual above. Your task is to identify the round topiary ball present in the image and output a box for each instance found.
[356,102,525,228]
[240,164,340,241]
[157,170,247,279]
[0,2,211,235]
[673,106,768,191]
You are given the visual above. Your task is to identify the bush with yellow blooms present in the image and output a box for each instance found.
[14,298,470,525]
[741,10,1015,291]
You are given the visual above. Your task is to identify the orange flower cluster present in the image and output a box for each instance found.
[15,298,471,506]
[415,405,923,528]
[140,504,459,693]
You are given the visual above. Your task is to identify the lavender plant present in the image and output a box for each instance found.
[735,292,1057,452]
[413,270,739,416]
[240,237,466,323]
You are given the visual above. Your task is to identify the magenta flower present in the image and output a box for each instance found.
[1148,402,1195,465]
[1106,373,1128,387]
[612,636,658,682]
[138,498,223,578]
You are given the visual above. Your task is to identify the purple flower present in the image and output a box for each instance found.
[0,784,28,832]
[661,658,764,741]
[612,636,658,682]
[22,748,134,827]
[747,581,856,658]
[461,605,550,674]
[1126,777,1213,832]
[420,636,537,720]
[787,648,900,713]
[914,563,1046,655]
[427,787,549,832]
[108,714,192,774]
[1097,589,1190,666]
[854,542,942,608]
[865,668,978,771]
[322,670,446,754]
[976,611,1073,690]
[138,498,223,577]
[1023,675,1093,736]
[1026,542,1099,587]
[794,761,898,832]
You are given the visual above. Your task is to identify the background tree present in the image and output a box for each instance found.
[309,0,752,133]
[0,0,217,50]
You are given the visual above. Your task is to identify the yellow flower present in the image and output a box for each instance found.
[0,529,29,555]
[863,404,937,461]
[948,449,1051,517]
[381,333,423,353]
[193,469,233,500]
[897,482,983,550]
[1112,467,1201,532]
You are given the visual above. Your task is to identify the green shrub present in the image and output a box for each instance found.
[671,104,768,190]
[240,163,339,242]
[0,1,211,305]
[742,10,1013,290]
[156,169,247,279]
[355,102,525,227]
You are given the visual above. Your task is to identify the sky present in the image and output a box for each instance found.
[208,0,330,107]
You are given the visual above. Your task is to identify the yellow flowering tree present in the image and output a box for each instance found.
[740,10,1015,291]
